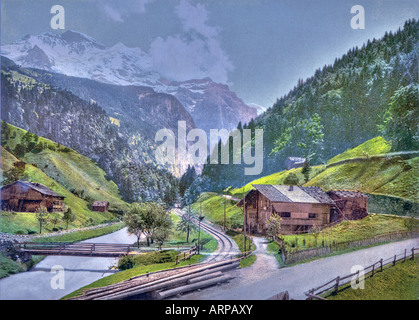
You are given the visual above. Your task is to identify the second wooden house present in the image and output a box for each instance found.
[0,181,65,213]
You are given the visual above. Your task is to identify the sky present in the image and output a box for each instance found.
[1,0,418,108]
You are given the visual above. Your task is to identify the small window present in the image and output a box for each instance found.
[281,212,291,218]
[309,213,317,219]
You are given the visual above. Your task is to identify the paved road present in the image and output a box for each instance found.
[176,237,419,300]
[0,227,137,300]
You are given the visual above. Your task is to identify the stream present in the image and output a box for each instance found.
[0,227,137,300]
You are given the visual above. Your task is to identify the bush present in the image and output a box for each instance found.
[117,250,178,270]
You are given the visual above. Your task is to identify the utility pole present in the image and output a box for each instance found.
[198,202,202,254]
[187,204,191,243]
[224,195,226,231]
[243,186,247,252]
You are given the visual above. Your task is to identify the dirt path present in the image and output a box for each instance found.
[236,236,279,281]
[176,237,419,300]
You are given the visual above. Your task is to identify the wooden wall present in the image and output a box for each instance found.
[244,192,331,235]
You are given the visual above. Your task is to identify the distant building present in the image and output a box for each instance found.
[285,157,306,170]
[0,181,65,212]
[327,190,368,222]
[92,201,109,212]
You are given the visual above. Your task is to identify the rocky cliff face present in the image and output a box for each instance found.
[164,78,258,136]
[1,62,178,203]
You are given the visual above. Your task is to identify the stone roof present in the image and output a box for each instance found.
[251,184,334,204]
[2,181,64,198]
[92,201,109,207]
[327,190,368,198]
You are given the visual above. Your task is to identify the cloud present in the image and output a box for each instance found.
[147,0,233,84]
[98,0,154,22]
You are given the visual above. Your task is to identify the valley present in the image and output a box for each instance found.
[0,12,418,303]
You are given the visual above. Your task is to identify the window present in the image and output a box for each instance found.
[281,212,291,218]
[309,213,317,219]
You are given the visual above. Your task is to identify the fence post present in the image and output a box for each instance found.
[308,289,314,300]
[371,263,375,277]
[393,255,396,266]
[412,248,415,260]
[404,249,407,262]
[334,276,340,295]
[380,258,383,272]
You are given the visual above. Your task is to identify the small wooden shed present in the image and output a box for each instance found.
[0,181,65,212]
[327,190,368,222]
[92,201,109,212]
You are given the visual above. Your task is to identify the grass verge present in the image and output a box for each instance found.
[31,222,125,243]
[326,257,419,300]
[61,254,205,300]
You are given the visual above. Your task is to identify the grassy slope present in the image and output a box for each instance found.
[327,257,419,300]
[327,136,392,164]
[306,157,418,202]
[229,136,418,202]
[1,123,129,233]
[190,192,244,229]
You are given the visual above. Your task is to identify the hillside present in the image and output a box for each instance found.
[202,136,417,229]
[1,122,129,234]
[228,136,418,202]
[202,19,419,189]
[1,58,179,204]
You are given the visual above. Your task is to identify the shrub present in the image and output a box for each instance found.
[117,250,178,270]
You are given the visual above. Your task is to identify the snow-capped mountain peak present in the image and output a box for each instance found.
[2,31,258,137]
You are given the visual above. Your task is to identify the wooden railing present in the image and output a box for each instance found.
[305,247,419,300]
[235,250,253,259]
[20,242,131,257]
[175,245,198,264]
[284,230,419,264]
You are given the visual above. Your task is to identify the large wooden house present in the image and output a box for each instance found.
[0,181,65,212]
[238,184,368,235]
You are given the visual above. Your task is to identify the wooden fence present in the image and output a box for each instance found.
[175,245,198,264]
[284,230,419,264]
[305,247,419,300]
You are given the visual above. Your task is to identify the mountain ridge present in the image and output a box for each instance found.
[1,30,258,137]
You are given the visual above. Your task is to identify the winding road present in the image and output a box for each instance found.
[176,237,419,300]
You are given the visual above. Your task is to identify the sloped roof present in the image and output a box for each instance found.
[92,201,109,207]
[2,181,65,198]
[327,190,367,198]
[251,184,334,204]
[252,184,291,202]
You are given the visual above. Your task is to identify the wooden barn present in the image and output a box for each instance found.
[238,184,335,235]
[0,181,65,212]
[92,201,109,212]
[327,190,368,222]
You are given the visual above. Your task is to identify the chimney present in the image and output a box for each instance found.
[289,185,294,191]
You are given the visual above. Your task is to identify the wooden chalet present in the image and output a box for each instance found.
[238,184,369,235]
[239,184,335,235]
[92,201,109,212]
[0,181,65,212]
